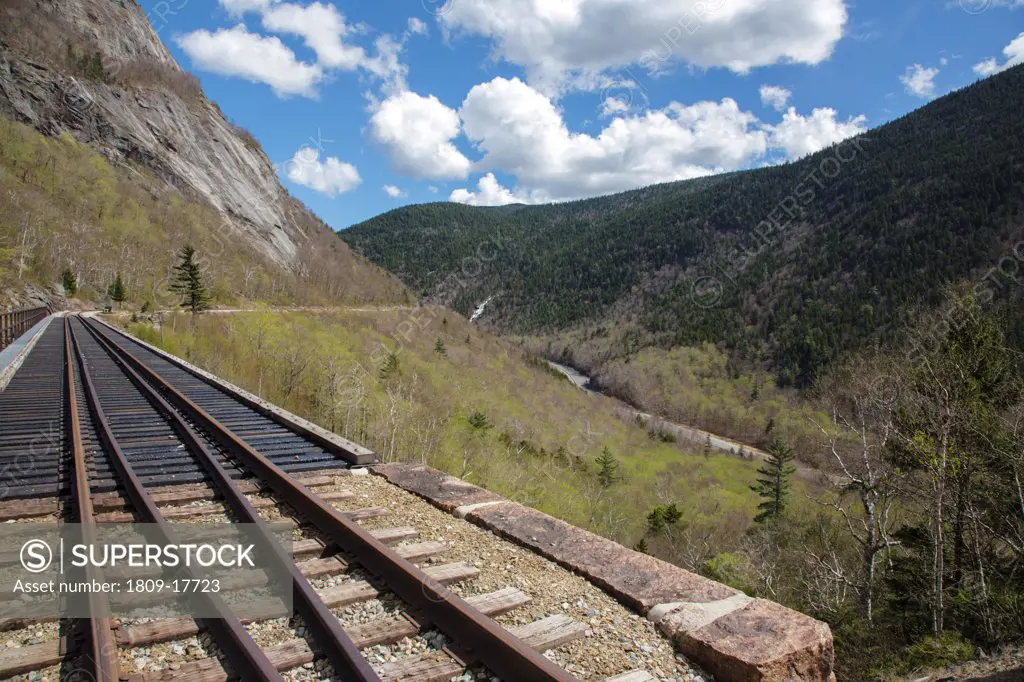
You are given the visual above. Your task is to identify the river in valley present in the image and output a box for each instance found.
[544,358,767,460]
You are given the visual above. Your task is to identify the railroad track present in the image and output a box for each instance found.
[0,316,656,682]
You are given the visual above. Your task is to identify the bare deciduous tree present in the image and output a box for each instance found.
[812,356,905,622]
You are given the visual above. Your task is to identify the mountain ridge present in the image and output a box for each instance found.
[341,65,1024,386]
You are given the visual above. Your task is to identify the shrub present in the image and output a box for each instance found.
[116,60,205,102]
[647,428,676,443]
[902,633,975,672]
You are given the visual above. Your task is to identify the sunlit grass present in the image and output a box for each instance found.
[128,308,822,552]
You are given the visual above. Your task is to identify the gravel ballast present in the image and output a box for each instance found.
[323,471,712,682]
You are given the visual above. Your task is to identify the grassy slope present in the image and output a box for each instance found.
[0,118,408,308]
[124,308,819,550]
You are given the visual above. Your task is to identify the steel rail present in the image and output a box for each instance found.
[79,316,383,681]
[91,316,373,466]
[66,318,286,682]
[84,317,579,682]
[64,318,121,682]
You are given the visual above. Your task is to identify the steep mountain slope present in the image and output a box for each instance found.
[0,0,408,306]
[341,66,1024,386]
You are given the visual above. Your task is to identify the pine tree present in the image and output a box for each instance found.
[596,446,621,488]
[434,337,447,356]
[61,269,77,296]
[750,438,796,523]
[467,411,491,430]
[634,537,649,554]
[646,506,667,534]
[379,351,399,378]
[108,272,126,309]
[169,245,211,314]
[664,502,683,525]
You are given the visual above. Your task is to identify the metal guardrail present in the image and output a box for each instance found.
[0,307,49,353]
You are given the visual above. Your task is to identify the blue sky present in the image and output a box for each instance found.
[141,0,1023,230]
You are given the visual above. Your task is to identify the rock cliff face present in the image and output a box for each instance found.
[39,0,180,69]
[0,0,366,271]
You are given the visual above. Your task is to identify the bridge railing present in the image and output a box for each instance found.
[0,307,50,353]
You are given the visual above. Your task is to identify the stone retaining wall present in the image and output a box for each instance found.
[372,463,836,682]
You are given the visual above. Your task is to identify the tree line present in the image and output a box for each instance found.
[61,245,211,313]
[634,288,1024,678]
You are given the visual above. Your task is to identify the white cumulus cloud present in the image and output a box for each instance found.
[456,76,767,201]
[180,0,411,98]
[261,2,367,70]
[285,147,361,196]
[900,64,940,98]
[600,96,631,117]
[398,76,870,206]
[439,0,847,94]
[175,25,321,97]
[370,91,471,180]
[450,173,535,206]
[759,85,792,111]
[767,107,867,160]
[973,32,1024,76]
[375,76,866,207]
[408,17,428,35]
[383,184,407,198]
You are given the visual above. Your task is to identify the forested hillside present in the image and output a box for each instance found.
[342,64,1024,387]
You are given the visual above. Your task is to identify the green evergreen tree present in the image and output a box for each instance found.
[663,502,683,525]
[378,351,399,378]
[434,337,447,357]
[467,411,491,430]
[108,272,126,309]
[750,438,795,523]
[595,446,621,488]
[61,269,77,296]
[646,506,667,534]
[169,245,211,314]
[634,537,649,554]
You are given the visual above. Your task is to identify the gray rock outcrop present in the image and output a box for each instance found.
[0,0,327,267]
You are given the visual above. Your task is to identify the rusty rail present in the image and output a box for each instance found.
[66,318,286,682]
[63,318,121,682]
[79,316,382,681]
[0,306,49,353]
[84,316,578,682]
